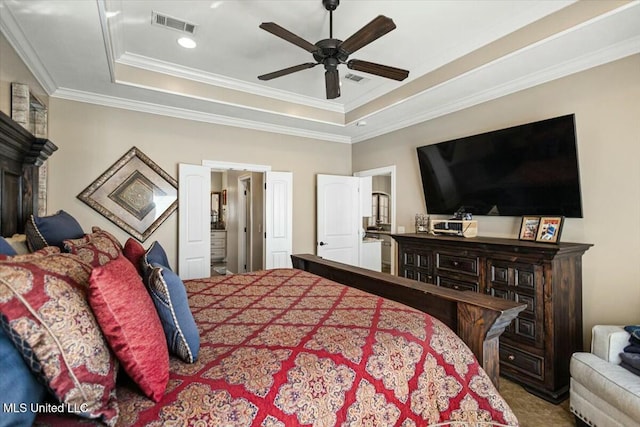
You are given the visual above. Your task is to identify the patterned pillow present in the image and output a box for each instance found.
[0,325,47,427]
[0,246,61,262]
[64,227,123,267]
[0,253,119,425]
[88,255,169,402]
[148,264,200,363]
[123,238,146,276]
[24,210,84,251]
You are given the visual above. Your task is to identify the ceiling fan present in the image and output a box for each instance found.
[258,0,409,99]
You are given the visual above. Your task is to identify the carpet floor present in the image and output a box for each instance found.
[500,377,575,426]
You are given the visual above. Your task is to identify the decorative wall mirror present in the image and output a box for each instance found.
[368,191,390,227]
[211,192,221,223]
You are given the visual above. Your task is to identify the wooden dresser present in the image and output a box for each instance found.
[392,233,592,403]
[210,229,227,262]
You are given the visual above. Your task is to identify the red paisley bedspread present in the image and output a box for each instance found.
[36,268,518,426]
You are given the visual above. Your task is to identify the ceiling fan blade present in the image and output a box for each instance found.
[258,63,318,81]
[347,59,409,81]
[339,15,396,56]
[325,68,340,99]
[259,22,318,53]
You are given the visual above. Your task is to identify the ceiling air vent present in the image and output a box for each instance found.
[344,73,369,84]
[152,11,197,34]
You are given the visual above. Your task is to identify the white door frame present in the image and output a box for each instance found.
[354,165,397,274]
[238,174,252,273]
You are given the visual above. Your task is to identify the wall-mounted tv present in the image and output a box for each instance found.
[416,114,583,218]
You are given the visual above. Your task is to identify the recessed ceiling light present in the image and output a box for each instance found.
[177,37,196,49]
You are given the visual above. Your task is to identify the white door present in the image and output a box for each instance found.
[178,164,211,280]
[264,171,293,269]
[317,174,360,266]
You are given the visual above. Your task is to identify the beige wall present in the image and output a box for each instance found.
[353,54,640,346]
[0,33,48,116]
[46,98,352,270]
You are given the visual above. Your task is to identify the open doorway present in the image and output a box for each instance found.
[179,161,292,279]
[210,169,264,275]
[354,166,396,274]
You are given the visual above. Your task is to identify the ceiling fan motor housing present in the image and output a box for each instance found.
[313,38,349,66]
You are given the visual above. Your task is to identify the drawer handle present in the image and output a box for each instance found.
[453,285,459,290]
[507,354,516,361]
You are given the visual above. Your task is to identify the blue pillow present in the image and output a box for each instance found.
[25,210,84,251]
[148,263,199,363]
[0,236,17,256]
[144,241,171,270]
[625,325,640,345]
[0,320,47,426]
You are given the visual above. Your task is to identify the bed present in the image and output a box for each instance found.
[0,110,525,426]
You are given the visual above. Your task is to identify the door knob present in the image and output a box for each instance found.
[318,241,328,246]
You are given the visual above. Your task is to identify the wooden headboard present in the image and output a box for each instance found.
[0,110,57,237]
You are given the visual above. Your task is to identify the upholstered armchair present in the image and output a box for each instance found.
[570,325,640,426]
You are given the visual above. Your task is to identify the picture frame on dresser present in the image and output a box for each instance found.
[535,216,564,243]
[518,216,541,241]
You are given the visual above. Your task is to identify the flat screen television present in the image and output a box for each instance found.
[416,114,583,218]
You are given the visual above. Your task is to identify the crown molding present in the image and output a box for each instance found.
[0,3,57,94]
[117,52,345,114]
[351,35,640,143]
[51,87,352,144]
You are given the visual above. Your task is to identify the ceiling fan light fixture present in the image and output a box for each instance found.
[177,37,197,49]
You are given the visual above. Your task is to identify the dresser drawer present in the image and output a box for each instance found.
[211,238,226,249]
[436,275,478,292]
[403,252,431,269]
[500,343,544,381]
[436,253,479,275]
[211,248,226,258]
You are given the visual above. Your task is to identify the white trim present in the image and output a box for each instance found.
[114,72,345,129]
[202,160,271,173]
[0,4,57,94]
[96,0,116,84]
[117,52,345,114]
[238,174,253,273]
[51,88,352,144]
[350,35,640,144]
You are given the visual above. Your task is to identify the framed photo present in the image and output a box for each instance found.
[518,216,540,241]
[536,216,564,243]
[77,147,177,242]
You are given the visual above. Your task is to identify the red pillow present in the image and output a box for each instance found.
[123,238,146,275]
[88,255,169,402]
